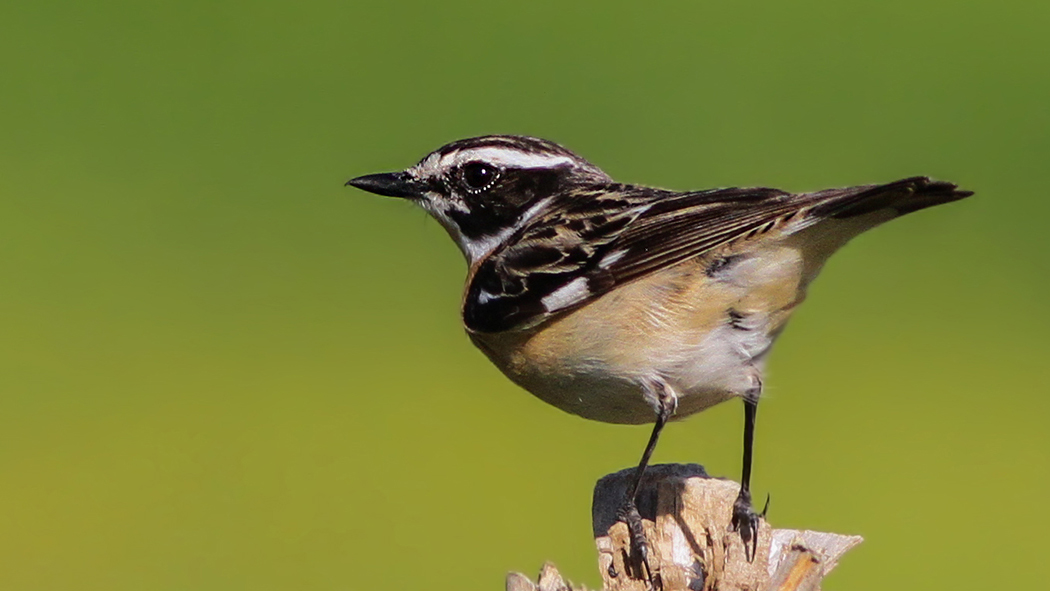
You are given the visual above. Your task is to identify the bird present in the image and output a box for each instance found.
[346,134,971,574]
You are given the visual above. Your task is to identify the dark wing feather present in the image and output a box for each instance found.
[463,177,970,333]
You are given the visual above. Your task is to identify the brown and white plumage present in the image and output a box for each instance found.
[347,134,972,567]
[464,174,969,423]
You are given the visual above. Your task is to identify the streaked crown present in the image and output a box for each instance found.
[347,135,611,262]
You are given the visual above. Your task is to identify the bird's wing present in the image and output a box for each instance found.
[463,177,970,333]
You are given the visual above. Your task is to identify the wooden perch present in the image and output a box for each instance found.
[507,464,861,591]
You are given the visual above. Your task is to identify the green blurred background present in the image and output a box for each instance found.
[1,1,1048,589]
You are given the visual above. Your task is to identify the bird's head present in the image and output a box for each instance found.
[347,135,611,263]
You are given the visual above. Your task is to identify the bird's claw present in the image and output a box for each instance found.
[730,489,768,562]
[618,500,658,589]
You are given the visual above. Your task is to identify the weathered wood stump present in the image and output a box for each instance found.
[507,464,861,591]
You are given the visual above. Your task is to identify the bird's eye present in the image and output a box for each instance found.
[461,161,499,192]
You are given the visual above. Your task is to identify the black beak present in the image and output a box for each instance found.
[345,172,424,199]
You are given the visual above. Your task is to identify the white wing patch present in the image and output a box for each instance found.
[541,276,590,311]
[598,249,628,269]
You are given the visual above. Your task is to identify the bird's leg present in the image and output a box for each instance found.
[731,384,768,562]
[618,381,677,586]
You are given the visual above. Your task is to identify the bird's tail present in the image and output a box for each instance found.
[806,176,973,220]
[782,177,972,287]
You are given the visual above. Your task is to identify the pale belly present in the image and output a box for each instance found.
[469,242,809,424]
[465,206,894,424]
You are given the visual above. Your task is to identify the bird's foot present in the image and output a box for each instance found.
[730,488,769,563]
[617,500,657,588]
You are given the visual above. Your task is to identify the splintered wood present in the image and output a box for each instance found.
[507,464,861,591]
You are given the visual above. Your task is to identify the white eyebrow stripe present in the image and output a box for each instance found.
[440,147,576,170]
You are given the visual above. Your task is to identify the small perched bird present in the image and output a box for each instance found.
[347,135,971,573]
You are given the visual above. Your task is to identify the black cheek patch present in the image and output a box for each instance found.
[446,208,492,239]
[503,167,563,206]
[457,168,566,238]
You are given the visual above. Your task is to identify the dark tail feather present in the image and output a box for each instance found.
[808,176,973,220]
